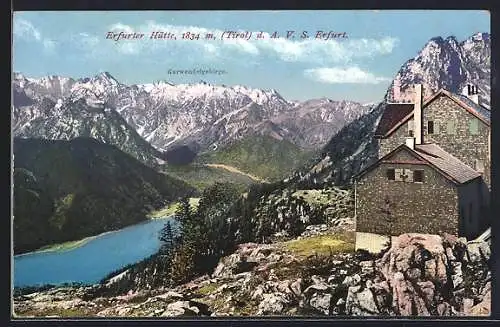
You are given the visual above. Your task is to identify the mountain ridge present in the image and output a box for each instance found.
[12,71,371,155]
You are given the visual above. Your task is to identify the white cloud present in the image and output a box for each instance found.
[258,33,398,64]
[105,21,398,64]
[13,18,57,54]
[13,19,41,41]
[304,67,391,84]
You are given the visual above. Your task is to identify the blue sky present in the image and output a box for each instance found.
[13,10,489,102]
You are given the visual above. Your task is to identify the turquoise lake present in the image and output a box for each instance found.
[13,217,177,288]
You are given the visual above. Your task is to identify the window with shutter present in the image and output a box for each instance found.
[414,170,424,182]
[469,119,479,135]
[446,120,456,135]
[428,121,434,134]
[387,168,395,181]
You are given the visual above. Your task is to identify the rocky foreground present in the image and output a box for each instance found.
[13,228,491,318]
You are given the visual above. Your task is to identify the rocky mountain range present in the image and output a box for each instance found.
[12,73,163,166]
[12,72,372,165]
[387,32,490,108]
[12,31,489,176]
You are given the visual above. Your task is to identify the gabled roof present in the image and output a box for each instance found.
[374,103,414,137]
[375,88,491,139]
[355,143,481,185]
[413,144,481,184]
[447,93,490,123]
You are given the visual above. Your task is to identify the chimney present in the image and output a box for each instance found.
[393,79,401,102]
[405,137,415,150]
[414,84,423,144]
[462,83,480,104]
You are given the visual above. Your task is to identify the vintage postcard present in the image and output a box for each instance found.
[11,10,491,318]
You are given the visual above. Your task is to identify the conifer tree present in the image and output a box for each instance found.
[159,221,175,254]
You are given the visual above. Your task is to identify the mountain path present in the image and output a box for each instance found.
[204,163,267,183]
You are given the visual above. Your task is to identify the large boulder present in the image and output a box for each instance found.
[370,233,491,316]
[257,293,289,315]
[345,285,380,316]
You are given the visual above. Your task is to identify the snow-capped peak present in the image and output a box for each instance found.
[92,72,120,86]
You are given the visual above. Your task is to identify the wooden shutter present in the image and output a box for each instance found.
[427,121,434,134]
[394,168,403,181]
[414,170,424,182]
[469,119,479,135]
[446,120,456,135]
[387,168,395,180]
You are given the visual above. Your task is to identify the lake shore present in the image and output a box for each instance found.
[15,214,176,257]
[15,230,118,257]
[147,198,200,219]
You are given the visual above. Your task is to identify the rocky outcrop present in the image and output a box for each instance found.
[344,233,491,316]
[247,187,355,243]
[13,233,490,318]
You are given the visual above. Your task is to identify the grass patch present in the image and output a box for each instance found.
[281,232,355,258]
[163,163,255,192]
[197,135,312,182]
[272,260,305,280]
[197,282,220,296]
[209,296,228,311]
[148,198,201,219]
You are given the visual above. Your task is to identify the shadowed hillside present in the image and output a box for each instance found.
[13,137,194,254]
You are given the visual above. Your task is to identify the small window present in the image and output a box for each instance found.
[414,170,424,183]
[393,168,412,182]
[469,119,479,135]
[428,121,434,134]
[403,169,413,182]
[387,168,395,181]
[446,120,456,135]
